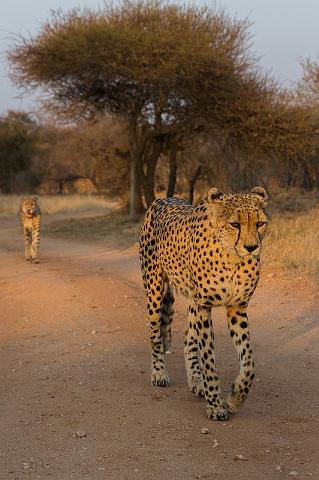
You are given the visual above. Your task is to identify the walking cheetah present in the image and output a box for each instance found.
[18,196,41,263]
[139,187,268,420]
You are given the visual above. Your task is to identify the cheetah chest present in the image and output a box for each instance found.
[22,217,34,230]
[192,257,260,307]
[163,244,261,307]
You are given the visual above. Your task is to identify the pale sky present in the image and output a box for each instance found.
[1,0,319,114]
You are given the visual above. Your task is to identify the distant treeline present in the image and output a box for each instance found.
[1,109,319,203]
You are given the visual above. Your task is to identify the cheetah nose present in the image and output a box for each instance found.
[244,244,259,253]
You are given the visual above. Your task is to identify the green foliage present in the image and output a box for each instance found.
[0,111,37,192]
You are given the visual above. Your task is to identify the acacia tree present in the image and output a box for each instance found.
[8,0,272,217]
[8,1,319,215]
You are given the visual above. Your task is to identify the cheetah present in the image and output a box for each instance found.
[139,187,268,420]
[18,196,41,263]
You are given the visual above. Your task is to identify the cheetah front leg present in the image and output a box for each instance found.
[23,227,32,261]
[147,268,169,387]
[184,302,204,397]
[225,306,255,413]
[195,304,230,421]
[30,218,40,263]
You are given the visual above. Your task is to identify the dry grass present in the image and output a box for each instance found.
[0,194,116,216]
[270,188,319,214]
[264,207,319,278]
[43,209,140,249]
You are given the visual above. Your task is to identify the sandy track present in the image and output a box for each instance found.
[1,216,319,479]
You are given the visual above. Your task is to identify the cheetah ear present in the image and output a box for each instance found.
[251,187,268,204]
[207,187,224,203]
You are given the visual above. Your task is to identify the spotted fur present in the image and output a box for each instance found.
[139,186,268,420]
[18,196,41,263]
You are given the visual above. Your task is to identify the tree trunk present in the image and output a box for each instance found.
[301,160,315,190]
[166,142,178,197]
[143,138,163,207]
[129,151,138,220]
[128,115,144,220]
[188,166,202,204]
[129,150,145,219]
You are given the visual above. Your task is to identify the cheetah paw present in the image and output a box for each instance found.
[189,380,205,397]
[187,373,205,397]
[151,369,169,387]
[206,405,231,421]
[225,394,242,414]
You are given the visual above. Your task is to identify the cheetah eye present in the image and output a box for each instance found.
[256,221,267,228]
[229,222,240,228]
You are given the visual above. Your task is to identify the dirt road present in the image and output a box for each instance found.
[1,216,319,479]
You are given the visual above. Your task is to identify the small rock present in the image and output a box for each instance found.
[265,449,270,453]
[212,439,219,447]
[234,454,247,461]
[289,472,298,477]
[91,330,97,335]
[75,430,87,438]
[201,427,209,434]
[275,466,282,472]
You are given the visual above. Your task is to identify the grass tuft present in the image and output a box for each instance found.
[0,194,115,216]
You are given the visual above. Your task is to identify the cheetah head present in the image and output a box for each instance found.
[206,187,268,258]
[21,197,38,217]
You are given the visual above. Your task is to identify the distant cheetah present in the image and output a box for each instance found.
[18,196,41,263]
[139,187,268,420]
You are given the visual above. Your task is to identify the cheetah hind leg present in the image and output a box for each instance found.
[161,286,174,354]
